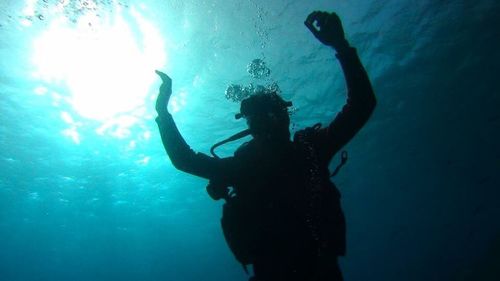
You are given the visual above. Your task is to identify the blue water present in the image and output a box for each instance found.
[1,1,499,280]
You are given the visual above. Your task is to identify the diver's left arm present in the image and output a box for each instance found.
[305,11,376,162]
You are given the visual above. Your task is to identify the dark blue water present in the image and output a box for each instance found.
[1,1,499,280]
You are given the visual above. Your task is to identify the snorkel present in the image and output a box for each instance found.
[210,92,293,158]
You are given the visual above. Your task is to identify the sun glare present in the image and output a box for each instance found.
[31,6,166,121]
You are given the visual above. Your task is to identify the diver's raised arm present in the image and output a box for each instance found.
[154,71,239,182]
[154,70,196,172]
[305,12,376,162]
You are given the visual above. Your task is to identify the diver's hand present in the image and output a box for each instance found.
[155,70,172,115]
[305,11,349,51]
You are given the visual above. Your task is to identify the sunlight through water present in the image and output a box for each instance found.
[30,1,166,122]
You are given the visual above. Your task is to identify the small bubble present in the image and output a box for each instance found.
[38,14,44,20]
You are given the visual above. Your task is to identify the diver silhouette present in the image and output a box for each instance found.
[155,11,376,281]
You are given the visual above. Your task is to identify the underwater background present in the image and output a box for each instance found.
[1,0,499,280]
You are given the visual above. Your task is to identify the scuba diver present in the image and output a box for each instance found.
[154,11,376,281]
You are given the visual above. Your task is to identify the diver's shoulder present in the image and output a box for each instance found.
[293,123,323,143]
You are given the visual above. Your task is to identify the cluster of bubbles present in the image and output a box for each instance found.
[224,58,278,103]
[247,58,270,79]
[225,81,281,103]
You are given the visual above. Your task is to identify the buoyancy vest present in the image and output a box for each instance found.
[207,124,346,268]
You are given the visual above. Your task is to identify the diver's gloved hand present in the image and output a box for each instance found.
[305,11,350,51]
[155,70,172,115]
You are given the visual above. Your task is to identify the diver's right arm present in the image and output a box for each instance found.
[154,71,239,182]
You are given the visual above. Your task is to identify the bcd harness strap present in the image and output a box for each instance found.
[330,150,348,177]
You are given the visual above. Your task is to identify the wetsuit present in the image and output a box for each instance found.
[156,47,376,281]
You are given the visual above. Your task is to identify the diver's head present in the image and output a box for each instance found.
[236,92,292,141]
